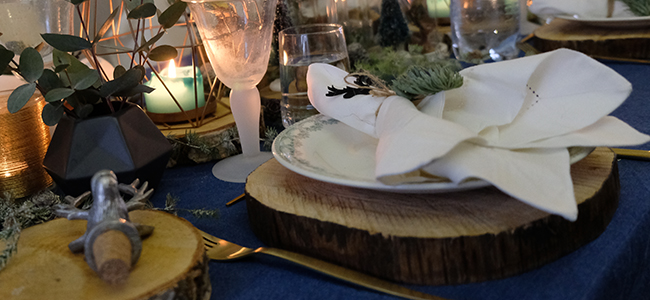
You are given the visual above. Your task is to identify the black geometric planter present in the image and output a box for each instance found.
[43,103,172,196]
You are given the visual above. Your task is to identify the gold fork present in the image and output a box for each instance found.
[198,229,447,300]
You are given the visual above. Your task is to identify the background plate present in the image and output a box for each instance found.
[555,15,650,28]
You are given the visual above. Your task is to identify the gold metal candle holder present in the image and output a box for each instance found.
[0,91,52,199]
[81,0,228,128]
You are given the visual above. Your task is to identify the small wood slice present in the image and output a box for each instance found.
[533,18,650,59]
[246,147,619,285]
[0,210,210,300]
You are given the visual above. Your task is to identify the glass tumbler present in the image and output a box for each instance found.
[449,0,520,63]
[279,24,350,128]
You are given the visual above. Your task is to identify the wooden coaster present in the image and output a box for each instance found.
[245,147,619,285]
[155,98,234,138]
[533,18,650,60]
[0,210,210,300]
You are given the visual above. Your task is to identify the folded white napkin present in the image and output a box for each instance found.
[306,49,650,221]
[528,0,635,19]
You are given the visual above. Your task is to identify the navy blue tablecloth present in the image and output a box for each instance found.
[149,60,650,300]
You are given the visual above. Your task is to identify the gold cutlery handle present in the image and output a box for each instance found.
[611,148,650,161]
[260,247,446,300]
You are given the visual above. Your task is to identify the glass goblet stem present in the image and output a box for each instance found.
[230,87,262,157]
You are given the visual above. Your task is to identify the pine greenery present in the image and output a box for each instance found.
[157,194,219,220]
[353,45,463,100]
[263,127,279,151]
[391,65,464,100]
[354,45,461,83]
[377,0,410,48]
[619,0,650,16]
[167,126,278,166]
[0,191,62,271]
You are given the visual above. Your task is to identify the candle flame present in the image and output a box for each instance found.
[168,59,177,78]
[282,51,288,66]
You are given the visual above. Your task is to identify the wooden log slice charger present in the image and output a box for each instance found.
[246,147,619,285]
[0,210,210,300]
[533,18,650,60]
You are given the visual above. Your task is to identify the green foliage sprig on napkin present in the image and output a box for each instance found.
[353,45,464,101]
[619,0,650,16]
[0,0,188,126]
[391,66,464,100]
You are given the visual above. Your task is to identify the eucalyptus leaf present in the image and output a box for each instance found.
[128,3,157,19]
[95,44,133,52]
[0,46,14,75]
[41,33,92,52]
[52,49,72,69]
[41,103,65,126]
[7,83,36,113]
[133,65,146,80]
[149,45,178,62]
[65,93,80,109]
[70,0,90,5]
[76,104,94,119]
[100,67,144,98]
[93,8,121,45]
[73,69,100,90]
[45,88,75,103]
[54,64,70,73]
[60,56,91,87]
[113,84,155,97]
[124,0,155,11]
[113,65,127,79]
[38,69,63,92]
[18,48,43,82]
[135,32,165,53]
[74,88,102,106]
[159,1,188,29]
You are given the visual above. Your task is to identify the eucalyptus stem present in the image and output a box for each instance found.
[76,4,114,113]
[130,18,143,69]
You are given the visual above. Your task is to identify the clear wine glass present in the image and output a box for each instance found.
[185,0,278,182]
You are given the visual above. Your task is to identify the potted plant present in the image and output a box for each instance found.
[0,0,189,196]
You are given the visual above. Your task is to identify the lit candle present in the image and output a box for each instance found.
[144,59,205,114]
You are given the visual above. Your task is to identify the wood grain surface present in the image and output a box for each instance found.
[246,147,620,285]
[0,210,211,300]
[533,18,650,59]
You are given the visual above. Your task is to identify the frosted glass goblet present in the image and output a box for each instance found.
[185,0,278,182]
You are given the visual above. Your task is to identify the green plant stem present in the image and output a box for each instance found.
[130,18,145,70]
[76,5,114,113]
[138,26,165,74]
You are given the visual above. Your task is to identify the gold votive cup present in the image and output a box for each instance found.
[0,90,52,199]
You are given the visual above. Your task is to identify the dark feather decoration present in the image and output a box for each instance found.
[326,75,373,99]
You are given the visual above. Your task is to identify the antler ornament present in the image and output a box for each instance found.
[53,170,154,285]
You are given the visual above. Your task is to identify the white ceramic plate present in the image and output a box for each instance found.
[272,114,594,193]
[555,15,650,28]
